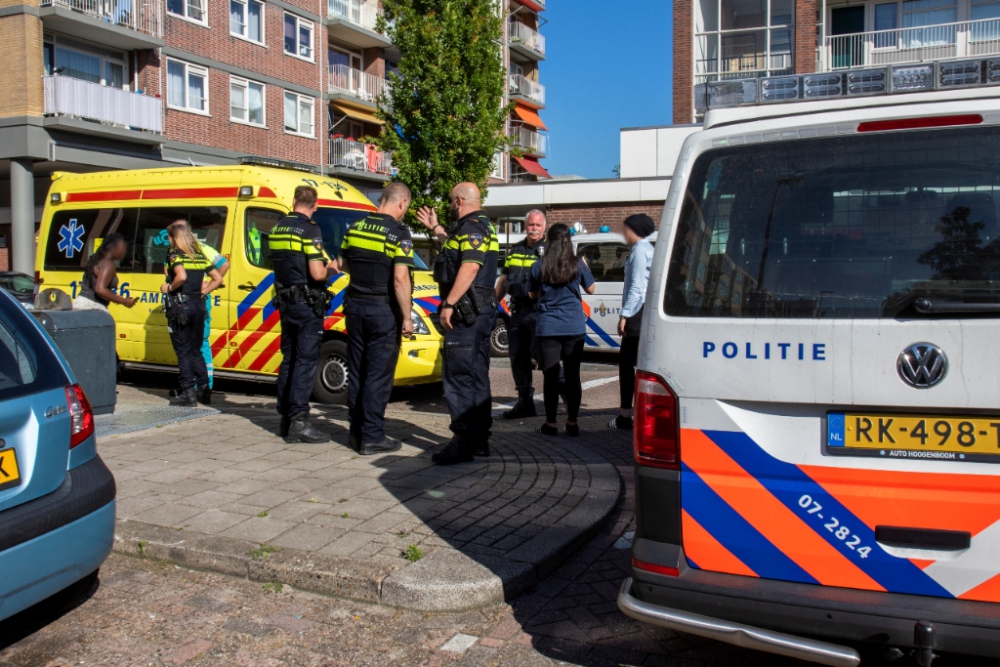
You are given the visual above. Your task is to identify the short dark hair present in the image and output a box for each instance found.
[294,185,318,208]
[382,182,411,206]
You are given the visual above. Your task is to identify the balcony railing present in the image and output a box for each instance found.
[695,52,793,82]
[509,125,547,157]
[510,21,545,55]
[509,73,545,106]
[329,138,393,176]
[822,18,1000,70]
[328,0,382,32]
[43,75,163,134]
[40,0,162,37]
[328,64,389,103]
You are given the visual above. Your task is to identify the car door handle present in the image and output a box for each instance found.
[238,282,257,292]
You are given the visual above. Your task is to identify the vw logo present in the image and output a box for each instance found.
[897,343,948,389]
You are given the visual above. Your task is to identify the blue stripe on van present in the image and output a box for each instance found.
[238,274,275,319]
[586,318,619,348]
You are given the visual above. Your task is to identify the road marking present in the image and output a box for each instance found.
[492,375,618,411]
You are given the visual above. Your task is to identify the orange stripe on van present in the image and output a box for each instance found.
[800,466,1000,538]
[66,190,142,202]
[247,334,283,372]
[683,430,884,591]
[142,187,240,200]
[958,571,1000,603]
[317,199,377,211]
[682,510,758,578]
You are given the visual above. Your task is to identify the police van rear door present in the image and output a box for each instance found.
[656,110,1000,602]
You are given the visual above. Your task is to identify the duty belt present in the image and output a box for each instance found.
[346,286,392,304]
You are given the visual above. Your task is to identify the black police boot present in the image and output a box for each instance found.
[432,437,474,465]
[284,414,331,444]
[197,386,212,405]
[279,415,291,438]
[169,387,198,407]
[473,440,490,457]
[359,437,402,456]
[503,396,536,420]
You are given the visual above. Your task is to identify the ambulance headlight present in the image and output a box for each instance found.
[410,309,430,335]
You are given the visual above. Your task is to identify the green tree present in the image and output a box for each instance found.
[377,0,511,231]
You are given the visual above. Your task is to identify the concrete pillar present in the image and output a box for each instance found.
[10,158,35,275]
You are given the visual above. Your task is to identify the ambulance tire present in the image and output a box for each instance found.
[490,318,508,357]
[313,339,349,405]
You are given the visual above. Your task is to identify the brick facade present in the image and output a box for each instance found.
[543,203,667,235]
[0,11,44,119]
[673,0,693,124]
[795,0,818,75]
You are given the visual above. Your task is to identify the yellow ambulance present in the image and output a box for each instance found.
[35,163,443,402]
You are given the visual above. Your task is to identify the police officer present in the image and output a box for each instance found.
[269,185,337,444]
[161,221,222,407]
[495,209,547,419]
[338,182,414,456]
[418,183,499,465]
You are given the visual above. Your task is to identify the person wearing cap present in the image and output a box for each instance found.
[610,213,655,430]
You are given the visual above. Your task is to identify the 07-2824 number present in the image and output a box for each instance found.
[798,495,871,559]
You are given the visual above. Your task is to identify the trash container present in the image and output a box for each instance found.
[32,309,117,415]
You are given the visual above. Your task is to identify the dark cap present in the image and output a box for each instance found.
[623,213,655,239]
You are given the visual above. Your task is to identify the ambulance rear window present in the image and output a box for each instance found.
[664,125,1000,318]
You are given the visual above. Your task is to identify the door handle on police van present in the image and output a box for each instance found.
[238,282,257,291]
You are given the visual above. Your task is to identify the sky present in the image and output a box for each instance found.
[539,0,674,179]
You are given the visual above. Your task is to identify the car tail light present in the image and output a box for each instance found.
[632,558,680,577]
[65,384,94,448]
[634,371,680,469]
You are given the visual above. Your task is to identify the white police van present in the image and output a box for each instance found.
[619,62,1000,665]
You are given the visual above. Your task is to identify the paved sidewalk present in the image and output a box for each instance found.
[106,386,622,612]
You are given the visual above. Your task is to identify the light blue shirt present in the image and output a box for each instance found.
[621,238,653,319]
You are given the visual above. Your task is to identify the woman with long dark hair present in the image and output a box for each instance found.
[160,221,221,407]
[79,233,136,309]
[529,224,596,436]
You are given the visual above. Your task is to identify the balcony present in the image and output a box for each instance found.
[822,18,1000,70]
[328,64,389,109]
[39,0,164,49]
[509,21,545,60]
[43,75,163,135]
[327,0,391,48]
[509,73,545,108]
[328,138,393,181]
[509,124,547,157]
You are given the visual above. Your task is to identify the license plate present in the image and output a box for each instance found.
[828,413,1000,463]
[0,448,21,491]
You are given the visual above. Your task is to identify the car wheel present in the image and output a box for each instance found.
[490,318,508,357]
[313,339,349,404]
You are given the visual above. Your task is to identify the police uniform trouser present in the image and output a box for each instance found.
[507,305,537,399]
[170,298,209,390]
[345,298,400,445]
[442,305,494,447]
[276,301,323,419]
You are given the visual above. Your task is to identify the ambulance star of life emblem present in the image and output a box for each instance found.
[897,342,948,389]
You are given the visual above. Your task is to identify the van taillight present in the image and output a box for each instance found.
[65,384,94,448]
[634,371,680,469]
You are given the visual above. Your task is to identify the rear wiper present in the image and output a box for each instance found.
[914,298,1000,314]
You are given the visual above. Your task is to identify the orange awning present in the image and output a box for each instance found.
[513,105,548,131]
[512,156,551,179]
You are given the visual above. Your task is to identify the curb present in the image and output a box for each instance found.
[112,459,622,613]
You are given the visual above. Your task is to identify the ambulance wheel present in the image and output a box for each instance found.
[313,340,349,404]
[490,318,508,357]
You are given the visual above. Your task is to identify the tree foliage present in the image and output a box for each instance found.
[377,0,510,231]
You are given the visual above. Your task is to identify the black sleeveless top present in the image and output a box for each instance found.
[80,262,118,307]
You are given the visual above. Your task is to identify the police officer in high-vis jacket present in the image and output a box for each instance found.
[269,185,337,444]
[495,209,547,419]
[338,182,414,456]
[418,183,499,465]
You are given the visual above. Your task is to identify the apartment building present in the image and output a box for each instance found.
[674,0,1000,122]
[0,0,549,272]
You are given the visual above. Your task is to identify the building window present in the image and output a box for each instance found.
[284,13,314,61]
[167,59,208,113]
[284,92,314,136]
[231,0,264,42]
[44,35,126,89]
[231,77,265,125]
[695,0,794,84]
[167,0,206,24]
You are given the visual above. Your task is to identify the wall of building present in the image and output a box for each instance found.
[620,125,701,179]
[544,202,667,234]
[0,0,44,120]
[674,0,694,124]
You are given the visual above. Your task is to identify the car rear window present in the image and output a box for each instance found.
[0,294,69,401]
[664,125,1000,318]
[578,242,631,283]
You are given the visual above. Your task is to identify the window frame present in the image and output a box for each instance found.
[230,0,265,44]
[283,91,315,137]
[166,58,210,115]
[230,76,267,127]
[43,34,127,89]
[283,12,315,62]
[167,0,208,26]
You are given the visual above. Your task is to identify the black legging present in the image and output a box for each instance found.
[538,335,584,423]
[619,334,639,410]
